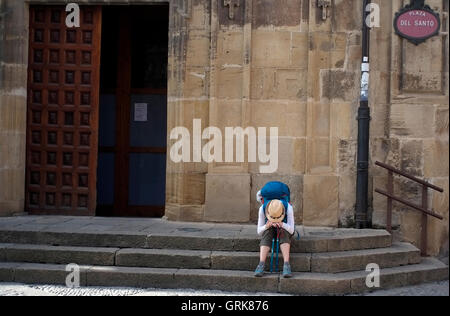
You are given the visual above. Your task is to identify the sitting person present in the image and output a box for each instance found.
[254,184,295,278]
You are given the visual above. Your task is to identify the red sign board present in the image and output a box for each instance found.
[394,3,441,45]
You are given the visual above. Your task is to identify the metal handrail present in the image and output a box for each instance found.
[375,161,444,256]
[375,189,444,220]
[375,161,444,192]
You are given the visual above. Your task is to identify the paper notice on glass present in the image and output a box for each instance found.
[134,103,148,122]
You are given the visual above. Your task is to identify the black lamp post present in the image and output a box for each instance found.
[355,0,371,229]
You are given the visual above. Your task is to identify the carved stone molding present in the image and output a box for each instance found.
[219,0,244,25]
[224,0,240,19]
[317,0,331,21]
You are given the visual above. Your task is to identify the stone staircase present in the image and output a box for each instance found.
[0,217,448,295]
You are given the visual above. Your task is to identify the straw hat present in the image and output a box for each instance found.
[265,199,286,223]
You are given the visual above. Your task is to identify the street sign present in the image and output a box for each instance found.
[394,0,440,45]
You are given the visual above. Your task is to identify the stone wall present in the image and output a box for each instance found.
[165,0,211,222]
[166,0,365,227]
[370,0,449,257]
[0,0,28,216]
[248,0,363,227]
[0,0,448,257]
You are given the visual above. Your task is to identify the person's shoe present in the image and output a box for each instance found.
[283,262,292,278]
[254,262,265,277]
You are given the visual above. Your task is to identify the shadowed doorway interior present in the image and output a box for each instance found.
[96,5,169,217]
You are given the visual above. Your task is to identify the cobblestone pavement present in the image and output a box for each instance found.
[0,281,448,296]
[0,283,286,296]
[360,281,449,296]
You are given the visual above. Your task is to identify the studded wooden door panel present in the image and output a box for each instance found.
[26,6,102,215]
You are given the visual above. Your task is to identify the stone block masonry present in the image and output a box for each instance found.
[0,0,448,258]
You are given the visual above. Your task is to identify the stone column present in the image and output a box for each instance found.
[0,0,28,216]
[165,0,212,222]
[247,0,309,224]
[203,0,252,222]
[302,0,362,227]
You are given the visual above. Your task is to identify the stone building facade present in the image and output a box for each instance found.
[0,0,448,257]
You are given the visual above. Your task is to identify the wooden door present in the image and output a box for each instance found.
[96,6,168,218]
[26,6,102,215]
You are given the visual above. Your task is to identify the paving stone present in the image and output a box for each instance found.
[348,258,449,294]
[10,225,49,232]
[0,262,20,282]
[279,273,352,295]
[311,243,420,273]
[174,269,280,293]
[404,258,449,285]
[213,223,245,232]
[146,234,235,251]
[13,263,90,286]
[349,270,408,294]
[0,218,36,229]
[327,234,392,252]
[292,239,329,253]
[211,251,310,272]
[0,231,41,244]
[4,244,118,266]
[211,251,259,271]
[232,237,260,252]
[0,244,7,261]
[0,230,147,248]
[203,228,241,238]
[116,249,211,269]
[27,217,73,225]
[86,266,178,289]
[78,225,122,232]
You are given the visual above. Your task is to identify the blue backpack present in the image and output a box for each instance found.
[261,181,300,240]
[261,181,291,224]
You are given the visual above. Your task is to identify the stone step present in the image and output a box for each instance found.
[0,242,420,273]
[279,258,449,295]
[117,243,420,273]
[0,243,119,266]
[0,228,392,253]
[309,242,421,273]
[0,258,447,295]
